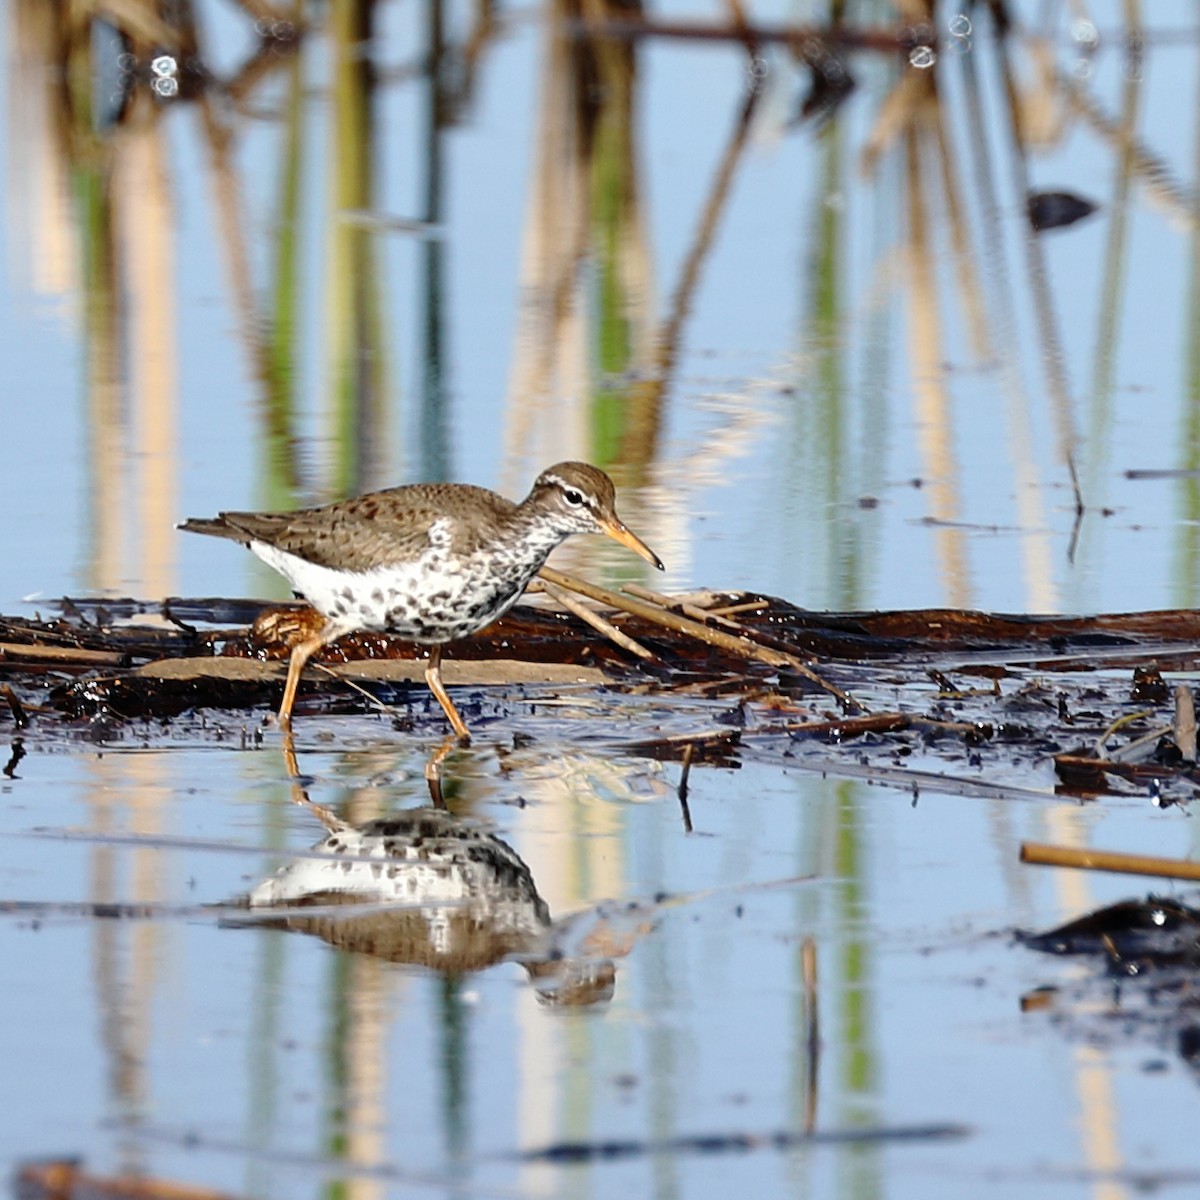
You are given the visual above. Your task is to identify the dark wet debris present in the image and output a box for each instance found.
[1021,897,1200,968]
[1020,896,1200,1072]
[2,594,1200,802]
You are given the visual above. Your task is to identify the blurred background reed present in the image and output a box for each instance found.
[10,0,1195,616]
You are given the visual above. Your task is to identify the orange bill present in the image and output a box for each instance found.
[598,516,664,571]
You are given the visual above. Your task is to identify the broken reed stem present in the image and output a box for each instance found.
[1175,684,1197,761]
[0,641,125,666]
[625,582,757,633]
[539,579,656,661]
[1104,723,1170,763]
[707,599,769,616]
[1020,841,1200,883]
[623,582,833,666]
[539,566,860,712]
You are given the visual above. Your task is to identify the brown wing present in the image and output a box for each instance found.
[180,483,519,573]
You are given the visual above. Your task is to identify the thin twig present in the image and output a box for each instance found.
[624,583,837,667]
[1092,708,1155,759]
[1103,724,1171,763]
[538,567,860,712]
[312,662,394,718]
[707,599,769,617]
[540,579,657,661]
[625,582,756,633]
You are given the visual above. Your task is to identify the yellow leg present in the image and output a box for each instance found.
[424,644,471,744]
[279,627,337,730]
[282,725,301,778]
[282,725,347,830]
[423,735,456,809]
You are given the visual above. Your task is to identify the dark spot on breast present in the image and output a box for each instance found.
[340,587,354,601]
[371,588,384,603]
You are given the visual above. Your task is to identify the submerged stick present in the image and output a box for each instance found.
[1020,841,1200,883]
[678,741,695,833]
[538,566,860,711]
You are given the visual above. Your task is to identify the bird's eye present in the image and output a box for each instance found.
[563,489,584,507]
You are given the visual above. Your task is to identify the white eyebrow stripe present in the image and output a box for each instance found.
[542,474,596,507]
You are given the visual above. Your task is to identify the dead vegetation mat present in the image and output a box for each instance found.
[1,591,1200,805]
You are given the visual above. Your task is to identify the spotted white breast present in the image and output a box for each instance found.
[249,514,563,643]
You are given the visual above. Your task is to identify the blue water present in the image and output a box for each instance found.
[3,2,1200,1196]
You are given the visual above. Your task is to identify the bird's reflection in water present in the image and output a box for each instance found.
[244,800,618,1008]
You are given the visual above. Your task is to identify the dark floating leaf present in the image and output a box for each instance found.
[1027,190,1098,232]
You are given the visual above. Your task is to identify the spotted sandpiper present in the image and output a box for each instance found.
[180,462,662,741]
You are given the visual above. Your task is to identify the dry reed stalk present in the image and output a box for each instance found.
[1021,841,1200,883]
[1175,685,1197,761]
[538,579,656,660]
[539,565,858,709]
[0,642,125,666]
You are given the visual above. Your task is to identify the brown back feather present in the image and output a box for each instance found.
[181,483,521,573]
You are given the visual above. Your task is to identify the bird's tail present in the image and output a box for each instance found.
[177,516,248,543]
